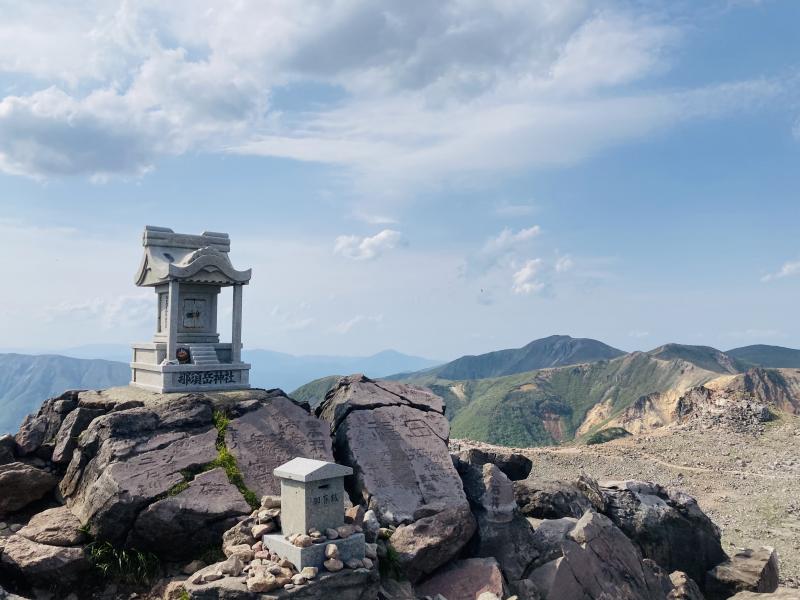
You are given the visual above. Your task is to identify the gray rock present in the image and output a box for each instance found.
[0,435,16,465]
[0,534,88,585]
[452,445,533,481]
[705,547,780,600]
[362,510,379,543]
[51,407,105,464]
[514,476,604,520]
[0,585,32,599]
[225,397,334,497]
[458,461,539,593]
[527,511,676,600]
[61,395,220,544]
[415,557,507,600]
[129,468,251,560]
[527,517,577,571]
[668,571,705,600]
[317,375,468,526]
[222,516,257,549]
[600,480,727,589]
[14,391,80,457]
[390,505,477,583]
[17,507,85,547]
[0,463,58,515]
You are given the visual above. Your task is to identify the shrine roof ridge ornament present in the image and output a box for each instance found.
[135,225,252,287]
[273,457,354,483]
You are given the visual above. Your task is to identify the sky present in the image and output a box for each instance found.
[0,0,799,361]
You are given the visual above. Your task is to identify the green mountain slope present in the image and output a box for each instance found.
[0,354,130,434]
[422,352,719,447]
[646,344,747,374]
[290,375,342,409]
[397,335,624,381]
[727,345,800,369]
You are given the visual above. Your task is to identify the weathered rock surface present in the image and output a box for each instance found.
[706,546,780,599]
[17,506,85,547]
[600,480,727,587]
[225,397,334,497]
[56,387,321,555]
[316,375,468,526]
[0,435,15,465]
[390,505,477,583]
[14,391,81,457]
[527,511,676,600]
[668,571,705,600]
[415,557,507,600]
[51,406,105,464]
[0,463,58,515]
[0,534,88,584]
[129,468,251,560]
[451,443,533,481]
[458,460,539,587]
[514,476,605,520]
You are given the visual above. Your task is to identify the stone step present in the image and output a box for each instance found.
[189,345,220,366]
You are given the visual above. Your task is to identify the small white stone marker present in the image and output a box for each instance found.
[263,457,365,570]
[274,457,353,537]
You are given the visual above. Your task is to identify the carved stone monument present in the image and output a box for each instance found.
[130,226,252,392]
[263,458,366,569]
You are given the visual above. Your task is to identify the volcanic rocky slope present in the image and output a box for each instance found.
[0,375,785,599]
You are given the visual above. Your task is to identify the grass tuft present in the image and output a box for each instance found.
[86,541,161,585]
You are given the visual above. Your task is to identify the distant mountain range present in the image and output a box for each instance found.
[392,335,624,381]
[293,336,800,447]
[5,336,800,444]
[0,354,130,435]
[0,348,440,434]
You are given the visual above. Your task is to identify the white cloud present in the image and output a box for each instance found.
[555,255,575,273]
[333,314,383,334]
[762,260,800,282]
[45,294,152,329]
[0,1,782,187]
[334,229,403,260]
[512,259,545,295]
[484,226,541,254]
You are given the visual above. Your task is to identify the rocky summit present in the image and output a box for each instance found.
[0,376,791,599]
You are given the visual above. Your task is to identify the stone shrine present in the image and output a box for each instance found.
[130,226,252,392]
[263,458,366,569]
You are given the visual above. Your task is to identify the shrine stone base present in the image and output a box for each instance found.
[263,533,366,570]
[130,362,251,393]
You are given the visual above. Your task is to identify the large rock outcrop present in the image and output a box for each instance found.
[455,456,539,591]
[50,387,333,559]
[526,511,676,600]
[316,375,468,526]
[316,375,476,581]
[600,480,727,587]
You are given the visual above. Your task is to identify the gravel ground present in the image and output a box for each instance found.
[456,413,800,588]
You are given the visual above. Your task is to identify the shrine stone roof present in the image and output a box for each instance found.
[134,226,252,287]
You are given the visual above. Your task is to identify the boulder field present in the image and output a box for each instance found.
[0,375,786,600]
